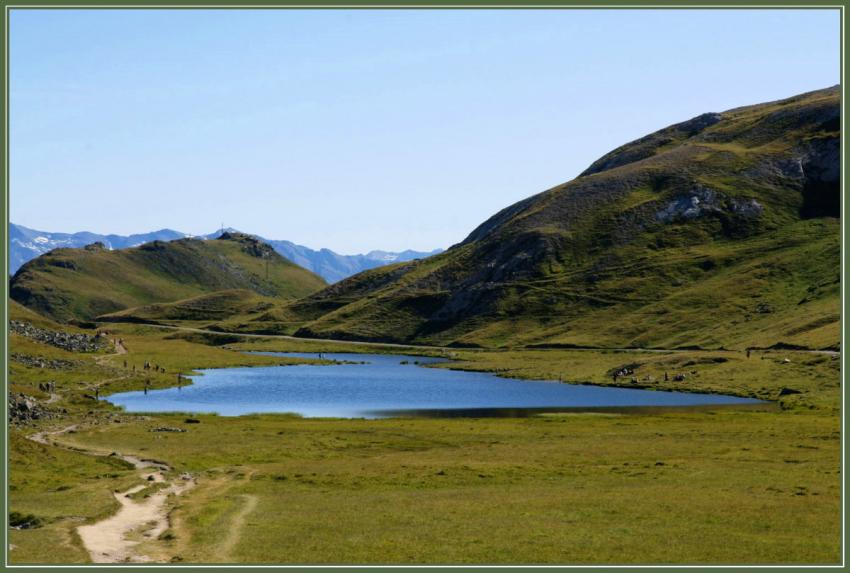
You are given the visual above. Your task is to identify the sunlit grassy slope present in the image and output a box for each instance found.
[97,289,279,325]
[10,232,326,323]
[264,86,840,350]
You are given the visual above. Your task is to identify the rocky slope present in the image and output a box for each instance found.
[282,86,840,350]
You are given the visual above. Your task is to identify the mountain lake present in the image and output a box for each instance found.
[104,352,766,418]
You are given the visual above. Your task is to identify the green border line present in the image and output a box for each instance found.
[0,3,844,572]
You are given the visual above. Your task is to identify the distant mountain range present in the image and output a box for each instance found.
[10,232,327,323]
[9,223,442,283]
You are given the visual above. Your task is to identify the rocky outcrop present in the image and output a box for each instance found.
[10,353,78,369]
[801,136,840,217]
[9,393,60,425]
[654,186,763,223]
[218,231,277,259]
[84,242,108,252]
[9,321,108,353]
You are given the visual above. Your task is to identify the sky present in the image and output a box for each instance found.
[10,9,841,254]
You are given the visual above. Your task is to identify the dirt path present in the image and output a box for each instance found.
[27,424,195,563]
[217,494,258,562]
[95,339,128,367]
[140,323,449,350]
[26,340,197,563]
[77,469,193,563]
[132,323,841,356]
[29,424,78,446]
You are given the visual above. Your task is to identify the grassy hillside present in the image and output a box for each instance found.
[97,289,278,325]
[10,232,326,323]
[274,86,839,349]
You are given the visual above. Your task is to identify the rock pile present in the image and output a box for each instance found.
[10,352,77,370]
[9,393,59,425]
[10,321,107,353]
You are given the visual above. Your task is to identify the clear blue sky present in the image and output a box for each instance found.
[10,9,840,254]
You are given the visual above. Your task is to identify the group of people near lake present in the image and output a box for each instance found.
[141,360,165,374]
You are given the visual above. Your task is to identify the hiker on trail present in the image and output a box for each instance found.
[747,349,751,359]
[133,365,136,372]
[664,371,669,382]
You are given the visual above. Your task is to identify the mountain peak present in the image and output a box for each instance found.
[83,242,108,252]
[217,231,278,259]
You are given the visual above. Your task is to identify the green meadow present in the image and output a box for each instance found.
[7,317,841,564]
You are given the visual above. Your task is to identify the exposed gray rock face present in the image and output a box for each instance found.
[9,393,59,425]
[654,186,762,223]
[9,321,108,353]
[744,156,806,182]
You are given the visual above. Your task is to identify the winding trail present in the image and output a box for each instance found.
[137,322,840,356]
[94,339,128,367]
[140,323,447,350]
[28,424,194,563]
[76,467,193,563]
[26,337,197,563]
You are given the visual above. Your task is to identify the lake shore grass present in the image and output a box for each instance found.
[8,320,841,564]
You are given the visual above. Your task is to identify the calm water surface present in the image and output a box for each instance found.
[105,352,763,418]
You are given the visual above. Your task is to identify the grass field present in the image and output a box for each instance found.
[7,317,842,565]
[52,408,840,565]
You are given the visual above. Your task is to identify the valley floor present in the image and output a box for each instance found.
[7,322,842,565]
